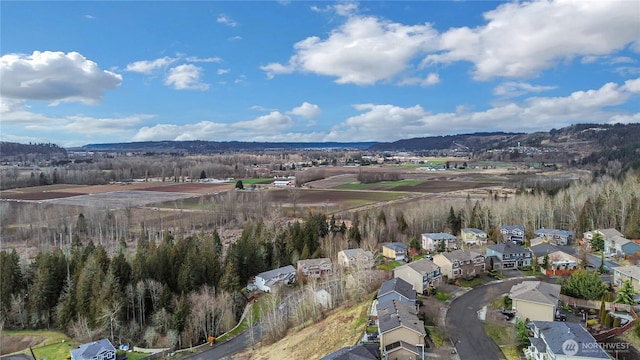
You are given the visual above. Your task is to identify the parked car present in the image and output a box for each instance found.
[555,313,567,321]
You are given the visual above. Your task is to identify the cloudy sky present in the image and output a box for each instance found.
[1,1,639,147]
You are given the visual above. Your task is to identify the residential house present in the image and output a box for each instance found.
[432,249,485,280]
[501,225,525,244]
[612,265,640,292]
[509,281,561,322]
[377,299,426,360]
[607,236,640,258]
[255,265,296,292]
[530,243,579,275]
[583,228,624,249]
[485,242,532,270]
[461,228,487,246]
[337,248,374,269]
[297,258,332,279]
[534,228,574,246]
[394,258,442,294]
[525,321,611,360]
[71,338,116,360]
[319,344,380,360]
[377,277,417,308]
[383,242,409,261]
[420,232,458,252]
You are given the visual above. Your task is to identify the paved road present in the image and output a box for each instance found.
[446,278,529,360]
[182,324,262,360]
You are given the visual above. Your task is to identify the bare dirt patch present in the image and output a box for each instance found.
[140,182,234,194]
[0,191,84,201]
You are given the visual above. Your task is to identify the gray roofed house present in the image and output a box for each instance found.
[421,232,458,252]
[377,277,417,307]
[319,344,379,360]
[529,243,563,258]
[509,281,561,322]
[486,242,532,270]
[376,299,426,360]
[338,248,374,269]
[534,228,574,245]
[297,258,332,278]
[432,249,485,279]
[501,225,525,244]
[382,242,409,261]
[255,265,296,292]
[70,338,116,360]
[394,258,442,294]
[525,321,611,359]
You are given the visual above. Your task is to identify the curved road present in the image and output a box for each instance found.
[446,278,531,360]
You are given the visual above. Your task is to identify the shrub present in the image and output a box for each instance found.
[587,319,599,327]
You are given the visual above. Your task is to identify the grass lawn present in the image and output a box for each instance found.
[426,326,446,347]
[458,277,485,287]
[484,322,521,360]
[434,291,451,302]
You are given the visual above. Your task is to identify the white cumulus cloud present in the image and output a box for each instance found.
[493,82,557,98]
[217,14,237,27]
[424,0,640,80]
[261,16,438,85]
[288,102,322,119]
[164,64,209,90]
[0,51,122,105]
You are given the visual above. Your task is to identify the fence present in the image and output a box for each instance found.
[560,294,638,341]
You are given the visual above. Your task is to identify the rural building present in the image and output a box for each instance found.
[500,225,525,244]
[432,249,485,280]
[461,227,487,246]
[273,179,294,187]
[394,258,442,294]
[383,242,409,261]
[525,321,610,360]
[70,338,116,360]
[485,242,532,270]
[377,299,426,360]
[612,265,640,292]
[377,277,417,307]
[297,258,332,278]
[509,281,561,322]
[319,344,379,360]
[255,265,296,292]
[337,248,374,269]
[420,232,457,252]
[534,228,574,246]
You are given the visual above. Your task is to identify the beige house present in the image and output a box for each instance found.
[612,265,640,292]
[377,299,426,360]
[297,258,332,278]
[382,242,409,261]
[509,281,561,322]
[394,258,442,294]
[432,249,485,280]
[337,248,374,269]
[461,228,487,246]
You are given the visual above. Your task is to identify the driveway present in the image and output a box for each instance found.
[446,278,533,360]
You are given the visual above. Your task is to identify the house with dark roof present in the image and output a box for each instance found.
[509,281,561,322]
[525,321,611,360]
[319,344,379,360]
[529,243,579,275]
[70,338,116,360]
[377,277,417,308]
[254,265,296,292]
[383,242,409,261]
[377,299,426,360]
[394,258,442,294]
[485,242,532,270]
[461,228,487,246]
[534,228,574,246]
[420,232,457,252]
[432,249,485,280]
[501,225,525,244]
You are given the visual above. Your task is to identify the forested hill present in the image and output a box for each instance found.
[0,142,68,161]
[77,140,377,153]
[369,132,526,152]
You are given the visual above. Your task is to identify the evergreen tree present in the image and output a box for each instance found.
[614,280,637,305]
[561,270,607,300]
[0,249,23,315]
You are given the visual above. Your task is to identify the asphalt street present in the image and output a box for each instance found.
[182,324,262,360]
[446,278,529,360]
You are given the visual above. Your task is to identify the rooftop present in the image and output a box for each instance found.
[487,241,529,255]
[319,344,379,360]
[535,228,573,236]
[422,232,457,240]
[378,277,417,301]
[529,243,563,258]
[437,249,484,262]
[462,228,486,234]
[377,299,424,335]
[70,339,115,360]
[384,242,409,252]
[531,321,610,358]
[510,281,561,306]
[257,265,296,280]
[612,265,640,280]
[297,258,332,267]
[397,258,440,275]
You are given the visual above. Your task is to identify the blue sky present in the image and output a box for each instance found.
[1,1,639,147]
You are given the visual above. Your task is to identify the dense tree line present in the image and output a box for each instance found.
[0,211,358,348]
